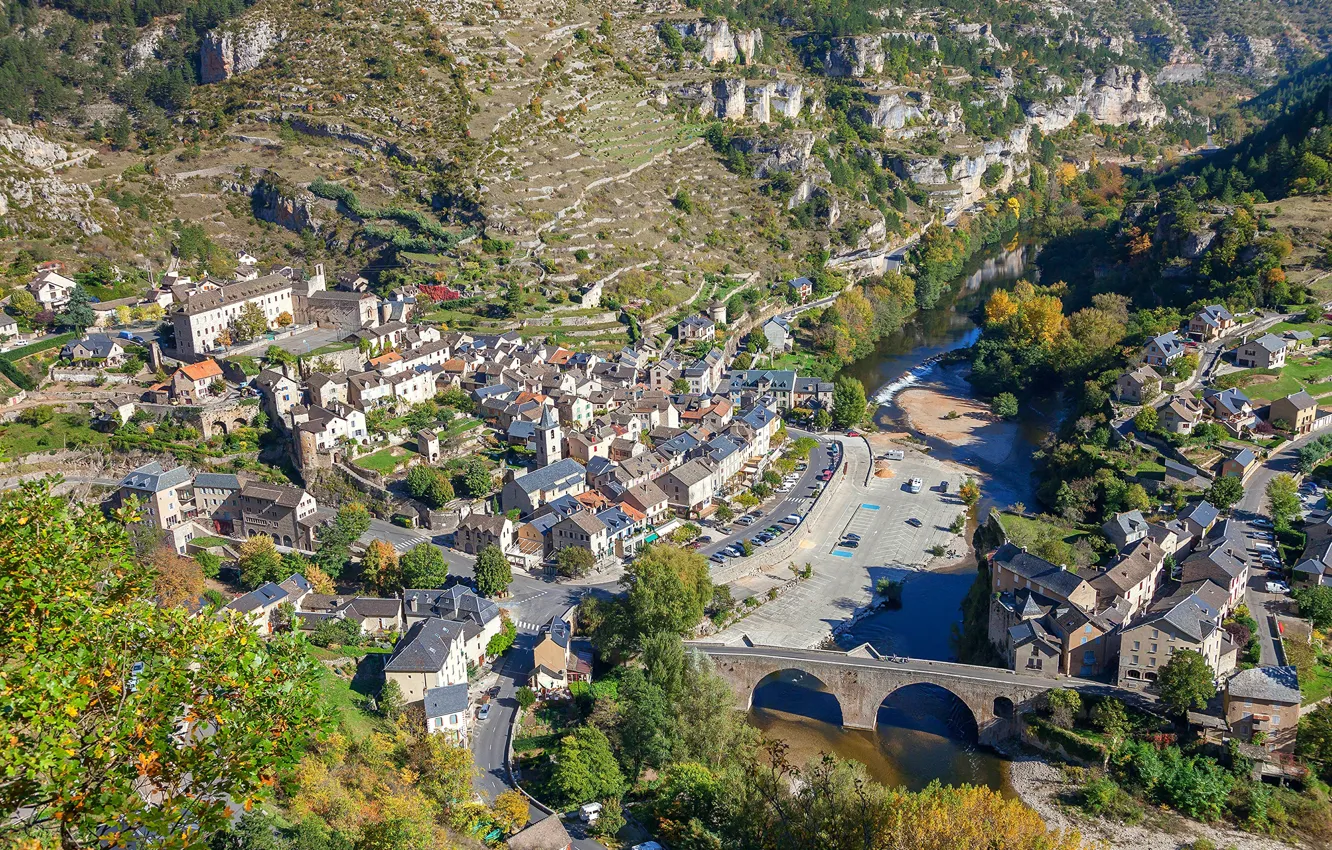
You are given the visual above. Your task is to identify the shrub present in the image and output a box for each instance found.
[1079,775,1144,823]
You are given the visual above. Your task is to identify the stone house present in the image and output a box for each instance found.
[1188,305,1236,340]
[62,334,125,366]
[1142,331,1185,368]
[1269,389,1318,435]
[238,480,320,550]
[383,617,468,703]
[118,461,195,531]
[676,314,716,343]
[1158,395,1205,435]
[1225,666,1301,753]
[1114,365,1161,405]
[1117,588,1233,691]
[1101,510,1149,550]
[501,458,588,516]
[424,683,471,744]
[455,513,516,556]
[170,359,225,401]
[657,458,718,517]
[530,615,592,693]
[1235,333,1288,369]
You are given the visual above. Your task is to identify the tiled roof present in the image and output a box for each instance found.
[1227,665,1300,704]
[424,683,470,718]
[121,460,192,493]
[178,359,223,382]
[510,458,586,495]
[384,618,461,673]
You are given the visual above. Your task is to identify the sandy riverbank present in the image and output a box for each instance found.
[1008,756,1297,850]
[894,383,1018,466]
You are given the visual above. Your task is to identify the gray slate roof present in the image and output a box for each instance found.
[990,542,1088,600]
[121,461,192,493]
[384,618,461,673]
[511,457,586,495]
[423,683,470,718]
[1227,666,1300,704]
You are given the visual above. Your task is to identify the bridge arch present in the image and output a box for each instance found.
[878,681,980,744]
[750,668,844,727]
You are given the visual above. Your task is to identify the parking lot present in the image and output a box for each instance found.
[711,438,973,648]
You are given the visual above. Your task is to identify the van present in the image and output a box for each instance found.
[908,477,924,494]
[782,514,802,526]
[580,803,603,824]
[881,450,905,461]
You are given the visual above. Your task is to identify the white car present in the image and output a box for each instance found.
[908,477,924,493]
[1266,581,1291,594]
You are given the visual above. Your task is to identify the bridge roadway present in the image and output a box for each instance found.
[693,642,1141,745]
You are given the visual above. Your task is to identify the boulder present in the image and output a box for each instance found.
[0,125,74,170]
[251,178,323,233]
[1083,65,1166,127]
[1182,230,1216,259]
[200,18,284,84]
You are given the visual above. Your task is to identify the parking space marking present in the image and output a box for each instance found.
[831,550,853,558]
[861,503,880,510]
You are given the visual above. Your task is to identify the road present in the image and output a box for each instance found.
[695,432,835,561]
[1235,429,1322,667]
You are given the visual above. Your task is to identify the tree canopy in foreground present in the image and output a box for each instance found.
[0,480,324,848]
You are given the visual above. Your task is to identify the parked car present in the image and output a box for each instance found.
[1253,517,1274,528]
[845,532,861,541]
[698,535,713,543]
[710,554,728,564]
[940,481,949,493]
[840,540,860,549]
[478,704,491,721]
[782,514,802,525]
[1266,581,1291,594]
[908,477,924,494]
[906,517,923,527]
[847,430,861,437]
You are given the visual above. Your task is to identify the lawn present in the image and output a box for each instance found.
[307,647,391,740]
[1227,351,1332,400]
[1283,637,1332,704]
[997,512,1092,569]
[304,341,356,358]
[0,414,108,457]
[354,447,409,474]
[441,417,482,439]
[189,535,229,548]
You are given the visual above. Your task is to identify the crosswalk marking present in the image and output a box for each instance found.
[517,620,542,632]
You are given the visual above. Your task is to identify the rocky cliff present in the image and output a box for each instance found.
[889,126,1029,211]
[672,79,805,124]
[1024,65,1165,132]
[671,19,763,65]
[200,19,284,84]
[820,36,885,78]
[250,178,324,233]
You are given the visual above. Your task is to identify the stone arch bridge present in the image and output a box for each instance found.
[694,643,1125,745]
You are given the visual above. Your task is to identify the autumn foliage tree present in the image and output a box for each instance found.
[0,479,323,847]
[361,539,402,596]
[149,546,205,607]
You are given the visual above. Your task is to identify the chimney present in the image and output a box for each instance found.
[409,596,418,613]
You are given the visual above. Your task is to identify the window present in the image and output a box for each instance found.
[1132,655,1139,665]
[1133,640,1140,651]
[1151,644,1158,653]
[1151,629,1159,639]
[1149,657,1157,667]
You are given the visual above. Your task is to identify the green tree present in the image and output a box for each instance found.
[813,408,833,430]
[516,686,537,711]
[1297,701,1332,772]
[671,377,691,394]
[959,478,981,508]
[439,385,475,413]
[1204,476,1244,511]
[1123,483,1152,512]
[459,459,494,498]
[606,544,712,652]
[379,679,405,720]
[557,545,597,578]
[407,465,454,508]
[1133,405,1159,433]
[551,726,626,806]
[1091,698,1131,739]
[714,503,735,523]
[991,392,1019,419]
[194,549,223,579]
[1156,648,1217,718]
[61,285,95,333]
[238,534,283,589]
[1045,688,1081,729]
[486,612,518,657]
[314,502,372,577]
[9,289,37,318]
[618,667,672,778]
[474,544,513,597]
[0,480,322,846]
[361,539,401,596]
[401,543,449,588]
[1266,473,1302,530]
[831,377,867,428]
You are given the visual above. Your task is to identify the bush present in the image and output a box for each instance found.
[1079,775,1144,823]
[310,617,362,648]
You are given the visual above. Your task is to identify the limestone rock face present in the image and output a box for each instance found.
[712,78,747,120]
[890,126,1029,210]
[885,31,939,52]
[821,36,885,78]
[200,19,284,84]
[1200,33,1294,83]
[731,131,816,179]
[251,179,322,233]
[1023,65,1165,131]
[953,22,1004,51]
[856,91,924,132]
[1156,62,1207,85]
[671,19,762,65]
[128,22,175,71]
[1083,66,1166,127]
[0,126,74,170]
[1182,230,1216,259]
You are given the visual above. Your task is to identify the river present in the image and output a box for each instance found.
[745,235,1055,795]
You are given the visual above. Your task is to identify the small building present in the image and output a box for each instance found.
[1142,331,1186,368]
[501,458,588,516]
[170,359,225,401]
[1188,305,1236,340]
[62,334,126,366]
[417,429,440,463]
[506,814,573,850]
[423,683,471,744]
[531,614,592,693]
[657,458,718,517]
[1220,447,1259,480]
[1102,510,1149,550]
[1225,666,1301,753]
[1269,389,1318,435]
[788,276,814,302]
[1204,387,1256,434]
[761,316,793,352]
[29,268,77,309]
[1114,365,1162,405]
[119,461,195,531]
[676,314,716,343]
[1117,588,1228,691]
[383,617,468,703]
[1235,333,1288,370]
[1158,395,1205,435]
[0,313,19,338]
[455,513,516,555]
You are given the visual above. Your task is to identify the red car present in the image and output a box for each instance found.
[847,430,860,437]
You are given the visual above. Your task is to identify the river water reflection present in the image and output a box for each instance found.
[742,237,1054,794]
